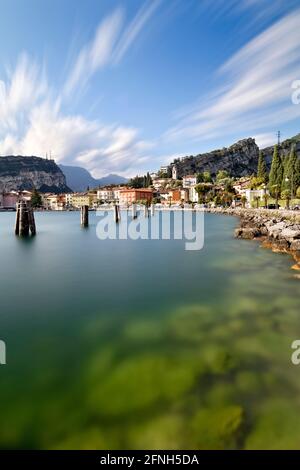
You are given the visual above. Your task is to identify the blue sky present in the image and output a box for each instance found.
[1,0,300,177]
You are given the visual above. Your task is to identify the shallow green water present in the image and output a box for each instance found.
[0,211,299,449]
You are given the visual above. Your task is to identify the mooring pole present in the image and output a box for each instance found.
[80,205,89,227]
[114,204,120,223]
[144,204,149,217]
[27,203,36,236]
[151,203,155,216]
[131,203,137,219]
[18,201,29,236]
[15,201,20,235]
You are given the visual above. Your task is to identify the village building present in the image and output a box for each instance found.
[182,175,197,188]
[119,188,153,205]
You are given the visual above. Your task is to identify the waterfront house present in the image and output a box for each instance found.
[119,188,153,205]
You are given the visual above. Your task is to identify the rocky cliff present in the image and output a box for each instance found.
[170,138,260,178]
[0,156,70,193]
[169,134,300,179]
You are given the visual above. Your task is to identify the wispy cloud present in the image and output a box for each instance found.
[199,0,300,24]
[63,8,123,96]
[0,3,161,176]
[165,8,300,146]
[0,53,47,131]
[64,1,161,97]
[0,67,155,176]
[113,0,161,64]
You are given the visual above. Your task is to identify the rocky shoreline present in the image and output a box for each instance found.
[205,208,300,273]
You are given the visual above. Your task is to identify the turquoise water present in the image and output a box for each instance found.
[0,211,299,449]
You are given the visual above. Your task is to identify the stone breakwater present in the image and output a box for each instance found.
[205,208,300,271]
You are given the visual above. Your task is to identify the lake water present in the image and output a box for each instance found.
[0,210,300,449]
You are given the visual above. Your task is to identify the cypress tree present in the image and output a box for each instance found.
[257,151,268,183]
[287,147,297,197]
[294,155,300,195]
[269,145,283,197]
[282,147,298,196]
[281,153,290,192]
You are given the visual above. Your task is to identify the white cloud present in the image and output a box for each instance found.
[64,1,160,96]
[0,95,155,176]
[165,8,300,145]
[64,8,123,96]
[113,0,161,64]
[253,133,276,148]
[0,3,161,177]
[199,0,299,24]
[0,53,47,133]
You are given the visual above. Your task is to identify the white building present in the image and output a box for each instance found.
[183,175,197,188]
[189,186,199,203]
[97,188,115,202]
[172,165,178,180]
[152,178,171,190]
[97,187,125,203]
[245,188,269,204]
[160,165,168,174]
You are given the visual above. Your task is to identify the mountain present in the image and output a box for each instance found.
[59,164,128,192]
[170,138,259,178]
[168,134,300,179]
[0,156,70,193]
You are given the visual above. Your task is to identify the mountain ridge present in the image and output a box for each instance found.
[59,164,128,192]
[168,133,300,178]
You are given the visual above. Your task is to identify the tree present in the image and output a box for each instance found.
[271,184,280,207]
[263,191,269,208]
[241,195,247,208]
[216,170,229,182]
[269,145,283,196]
[294,156,300,193]
[30,188,42,208]
[196,173,204,183]
[257,152,268,183]
[203,171,212,183]
[129,173,152,188]
[250,176,265,189]
[253,195,260,209]
[281,189,291,210]
[195,184,211,203]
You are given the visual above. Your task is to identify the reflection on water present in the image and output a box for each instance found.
[0,211,300,449]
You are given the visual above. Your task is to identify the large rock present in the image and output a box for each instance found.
[267,222,287,239]
[0,156,71,193]
[281,228,300,240]
[235,227,261,239]
[290,240,300,251]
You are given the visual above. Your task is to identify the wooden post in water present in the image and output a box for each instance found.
[80,205,89,227]
[18,201,29,236]
[114,204,120,223]
[151,203,155,216]
[144,204,149,217]
[131,203,137,219]
[15,200,36,236]
[15,202,20,235]
[27,203,36,236]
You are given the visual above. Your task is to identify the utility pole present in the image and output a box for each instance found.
[276,130,281,146]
